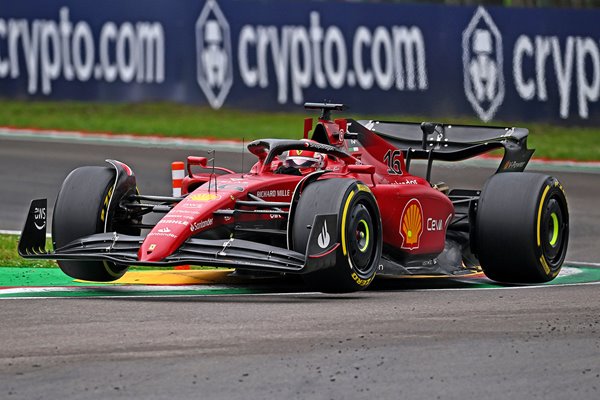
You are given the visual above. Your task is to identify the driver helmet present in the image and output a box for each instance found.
[284,149,324,172]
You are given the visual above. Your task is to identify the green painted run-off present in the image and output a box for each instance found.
[0,265,598,298]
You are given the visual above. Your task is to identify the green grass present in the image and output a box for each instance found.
[0,100,599,161]
[0,234,56,268]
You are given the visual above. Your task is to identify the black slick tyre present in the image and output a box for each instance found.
[292,178,382,292]
[476,172,569,283]
[52,166,138,281]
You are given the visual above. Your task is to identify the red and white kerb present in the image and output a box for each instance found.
[171,161,185,197]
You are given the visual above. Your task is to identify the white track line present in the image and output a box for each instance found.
[0,127,245,151]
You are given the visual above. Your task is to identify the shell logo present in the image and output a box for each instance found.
[190,193,221,202]
[400,198,424,250]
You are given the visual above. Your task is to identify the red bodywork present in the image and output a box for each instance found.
[138,117,454,263]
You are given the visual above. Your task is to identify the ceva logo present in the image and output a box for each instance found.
[462,7,505,122]
[195,0,233,109]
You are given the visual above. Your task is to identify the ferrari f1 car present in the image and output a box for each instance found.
[19,103,569,292]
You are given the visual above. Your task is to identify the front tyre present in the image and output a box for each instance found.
[52,166,139,281]
[476,173,569,283]
[292,179,382,293]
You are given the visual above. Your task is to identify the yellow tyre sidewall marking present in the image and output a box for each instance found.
[536,185,551,247]
[341,190,356,256]
[536,184,552,276]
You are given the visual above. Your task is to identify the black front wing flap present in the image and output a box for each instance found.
[18,199,338,275]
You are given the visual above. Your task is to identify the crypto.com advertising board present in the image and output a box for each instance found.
[1,0,599,125]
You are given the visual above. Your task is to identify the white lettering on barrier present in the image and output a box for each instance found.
[513,34,599,119]
[235,11,428,106]
[0,7,165,95]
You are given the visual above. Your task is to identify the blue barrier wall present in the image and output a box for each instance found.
[1,0,599,125]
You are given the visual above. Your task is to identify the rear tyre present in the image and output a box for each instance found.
[292,179,382,293]
[52,166,139,281]
[476,173,569,283]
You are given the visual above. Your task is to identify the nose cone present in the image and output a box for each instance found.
[139,241,169,263]
[138,223,190,263]
[137,190,235,263]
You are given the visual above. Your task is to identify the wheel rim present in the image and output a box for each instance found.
[357,219,370,253]
[347,203,376,273]
[541,195,567,267]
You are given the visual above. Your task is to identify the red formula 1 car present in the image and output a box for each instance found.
[19,103,569,292]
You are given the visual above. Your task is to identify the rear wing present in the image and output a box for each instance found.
[350,119,535,173]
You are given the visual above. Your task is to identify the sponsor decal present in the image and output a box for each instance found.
[317,220,330,249]
[399,198,423,250]
[445,213,453,229]
[189,193,221,202]
[256,189,290,198]
[190,218,213,232]
[158,226,171,233]
[503,160,526,170]
[33,207,46,230]
[165,213,195,220]
[183,202,204,209]
[295,150,303,156]
[426,217,443,231]
[168,209,198,215]
[463,7,505,122]
[147,232,177,239]
[351,272,373,287]
[392,179,418,185]
[195,0,233,108]
[269,214,283,219]
[158,219,189,226]
[217,184,245,192]
[228,178,249,184]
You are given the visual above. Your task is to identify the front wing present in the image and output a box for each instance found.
[18,199,338,275]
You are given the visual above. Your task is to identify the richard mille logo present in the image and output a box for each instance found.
[317,220,330,249]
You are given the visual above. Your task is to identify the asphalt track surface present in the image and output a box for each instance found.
[1,136,599,399]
